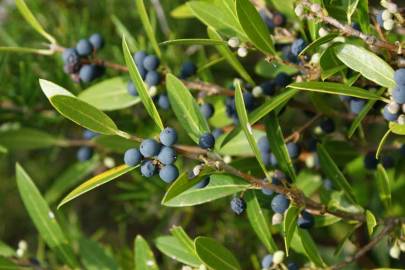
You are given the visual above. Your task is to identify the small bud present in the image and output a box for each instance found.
[16,249,24,258]
[252,86,263,97]
[103,157,115,168]
[402,103,405,113]
[223,155,232,164]
[192,165,202,176]
[382,10,392,21]
[272,250,285,265]
[397,114,405,125]
[310,3,321,13]
[388,102,400,114]
[383,19,395,31]
[389,244,400,259]
[399,241,405,252]
[227,37,240,48]
[305,154,315,168]
[386,3,398,13]
[318,27,329,37]
[237,47,248,58]
[294,4,304,16]
[310,53,320,64]
[148,85,158,96]
[18,240,28,251]
[314,126,323,135]
[272,213,283,225]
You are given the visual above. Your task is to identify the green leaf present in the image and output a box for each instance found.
[134,0,161,57]
[235,82,269,177]
[334,44,396,88]
[134,235,159,270]
[346,0,360,23]
[163,174,250,207]
[0,128,59,151]
[283,205,300,254]
[216,129,266,156]
[317,144,357,204]
[235,0,276,56]
[356,0,370,34]
[376,164,391,210]
[296,229,326,267]
[111,15,138,51]
[122,37,164,131]
[0,145,7,154]
[376,129,391,159]
[79,238,119,270]
[299,33,339,56]
[314,215,342,228]
[0,46,52,55]
[58,164,137,209]
[334,225,358,255]
[155,236,201,267]
[171,4,193,18]
[288,82,385,101]
[160,39,226,46]
[365,210,377,236]
[265,113,296,181]
[245,191,278,253]
[171,226,202,265]
[15,164,78,267]
[389,122,405,135]
[0,241,15,257]
[194,236,241,270]
[0,256,20,270]
[267,0,296,20]
[78,77,140,111]
[15,0,56,43]
[207,28,254,84]
[93,135,137,153]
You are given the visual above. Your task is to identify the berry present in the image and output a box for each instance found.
[79,65,97,83]
[258,136,270,153]
[259,9,274,30]
[383,105,398,121]
[261,254,273,269]
[287,142,300,159]
[243,92,255,111]
[127,81,138,96]
[212,128,223,139]
[274,73,291,88]
[230,197,246,215]
[76,39,93,56]
[351,22,361,31]
[159,165,179,183]
[382,155,395,168]
[261,151,271,167]
[194,176,210,188]
[143,55,160,71]
[83,130,98,140]
[271,194,290,213]
[140,139,161,157]
[339,95,351,102]
[320,118,335,133]
[124,148,142,166]
[273,13,286,27]
[270,153,278,166]
[199,132,215,149]
[364,151,379,170]
[62,48,80,74]
[376,11,384,27]
[297,210,314,229]
[89,33,104,50]
[392,87,405,104]
[145,71,161,86]
[291,38,306,56]
[350,98,366,114]
[200,103,215,119]
[287,262,299,270]
[77,147,93,161]
[324,178,333,190]
[62,48,79,63]
[157,146,176,165]
[262,182,273,196]
[140,160,156,177]
[394,69,405,86]
[133,51,147,66]
[261,81,276,96]
[307,138,318,152]
[160,127,177,146]
[158,94,170,110]
[237,47,248,58]
[180,61,197,79]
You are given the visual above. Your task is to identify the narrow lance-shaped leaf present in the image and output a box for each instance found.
[171,226,202,265]
[376,164,391,210]
[160,39,226,46]
[155,236,201,267]
[299,33,339,56]
[0,128,60,151]
[297,229,326,267]
[0,46,52,54]
[283,205,300,254]
[79,238,119,270]
[135,0,161,57]
[365,210,377,236]
[122,36,164,130]
[135,235,159,270]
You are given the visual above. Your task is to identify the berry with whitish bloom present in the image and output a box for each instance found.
[272,250,285,265]
[157,94,170,110]
[270,153,278,166]
[387,101,400,114]
[297,210,315,229]
[212,128,223,139]
[259,9,274,30]
[262,181,273,196]
[179,61,197,79]
[77,147,93,161]
[200,103,214,119]
[140,160,156,178]
[258,136,270,153]
[157,146,176,165]
[83,130,98,140]
[272,212,283,225]
[261,254,273,269]
[237,47,248,58]
[223,155,232,164]
[310,3,321,12]
[271,194,290,213]
[383,105,399,121]
[230,197,246,215]
[140,139,161,157]
[392,87,405,104]
[386,2,398,13]
[252,86,263,97]
[194,176,210,188]
[261,151,271,167]
[160,127,177,146]
[394,69,405,86]
[133,51,147,66]
[383,19,395,31]
[79,64,97,83]
[145,70,161,86]
[76,39,93,56]
[243,92,255,111]
[287,142,300,159]
[159,164,179,183]
[350,98,366,114]
[294,4,304,16]
[364,151,379,170]
[124,148,142,166]
[89,33,104,50]
[324,178,333,190]
[227,37,240,48]
[127,81,138,96]
[143,55,160,71]
[199,132,215,149]
[291,38,306,56]
[389,244,400,259]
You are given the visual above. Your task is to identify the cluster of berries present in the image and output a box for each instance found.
[382,69,405,125]
[227,37,248,58]
[376,1,399,31]
[258,135,301,168]
[123,127,179,183]
[62,33,105,83]
[76,130,97,161]
[261,251,299,270]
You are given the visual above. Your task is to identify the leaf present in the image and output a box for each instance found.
[299,33,339,56]
[0,241,15,257]
[389,122,405,135]
[171,226,202,264]
[265,113,296,181]
[356,0,370,34]
[207,28,254,84]
[122,37,164,131]
[296,229,326,267]
[79,238,119,270]
[365,210,377,236]
[58,164,137,209]
[15,164,78,267]
[0,128,59,151]
[334,225,359,255]
[376,164,391,210]
[163,174,250,207]
[134,0,161,57]
[317,144,357,204]
[235,82,269,177]
[155,236,201,267]
[334,44,396,88]
[236,0,276,56]
[78,77,140,111]
[111,15,138,51]
[314,215,341,228]
[0,256,20,270]
[245,191,278,253]
[376,129,391,159]
[15,0,56,43]
[93,135,137,153]
[160,39,226,46]
[166,74,210,143]
[288,82,385,100]
[134,235,159,270]
[283,205,300,254]
[0,46,52,55]
[194,236,241,270]
[171,4,193,18]
[216,129,266,157]
[347,0,360,23]
[0,145,7,154]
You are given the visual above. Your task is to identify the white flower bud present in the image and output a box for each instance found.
[399,241,405,252]
[318,27,329,37]
[272,213,283,225]
[382,10,392,21]
[386,3,398,13]
[103,157,115,168]
[294,4,304,16]
[310,53,320,64]
[223,155,232,164]
[310,3,321,13]
[227,37,240,48]
[383,19,395,31]
[148,86,158,96]
[237,47,248,58]
[314,126,323,135]
[252,86,263,97]
[402,103,405,113]
[389,244,400,259]
[272,250,285,265]
[305,154,315,168]
[397,114,405,125]
[16,248,24,258]
[192,165,202,176]
[388,102,400,114]
[18,240,28,251]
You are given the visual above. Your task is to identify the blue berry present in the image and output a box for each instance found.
[307,138,318,152]
[291,38,306,56]
[339,95,351,102]
[143,55,160,71]
[124,148,142,166]
[261,151,271,167]
[62,48,79,63]
[261,81,276,96]
[262,181,273,196]
[259,9,275,30]
[140,139,161,157]
[382,156,395,168]
[261,254,273,269]
[287,142,300,159]
[137,64,147,79]
[271,194,289,213]
[160,127,177,146]
[376,11,384,27]
[394,69,405,86]
[212,128,223,139]
[364,151,379,170]
[270,153,278,166]
[159,165,179,183]
[133,51,147,66]
[258,136,270,153]
[287,262,299,270]
[145,71,161,86]
[158,94,170,110]
[127,81,138,96]
[157,146,176,165]
[180,61,197,79]
[274,72,291,88]
[383,105,398,121]
[199,132,215,149]
[79,65,97,83]
[230,197,246,215]
[200,103,214,119]
[320,118,335,133]
[243,92,255,111]
[89,33,104,50]
[76,39,93,56]
[324,178,333,190]
[77,147,93,161]
[83,130,98,140]
[297,210,314,229]
[140,160,156,177]
[350,98,366,114]
[392,87,405,104]
[351,22,361,31]
[194,176,210,188]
